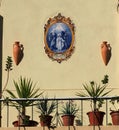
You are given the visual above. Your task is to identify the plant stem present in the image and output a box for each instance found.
[2,70,10,95]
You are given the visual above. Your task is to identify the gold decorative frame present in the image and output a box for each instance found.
[44,13,75,63]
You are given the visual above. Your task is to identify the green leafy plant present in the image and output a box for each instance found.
[2,56,13,96]
[109,96,119,125]
[6,76,43,117]
[37,96,57,121]
[0,56,13,127]
[60,100,79,116]
[110,96,119,111]
[76,75,112,111]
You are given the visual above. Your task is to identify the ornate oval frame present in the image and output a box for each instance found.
[44,13,75,63]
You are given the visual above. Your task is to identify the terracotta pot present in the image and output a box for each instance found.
[87,111,105,126]
[13,120,38,127]
[13,41,24,65]
[61,115,75,126]
[110,111,119,125]
[39,115,53,127]
[13,121,19,127]
[101,41,111,66]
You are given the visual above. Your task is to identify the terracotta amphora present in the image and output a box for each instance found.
[13,41,24,65]
[101,41,111,66]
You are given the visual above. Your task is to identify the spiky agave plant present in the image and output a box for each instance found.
[6,76,43,117]
[76,75,112,111]
[60,100,79,116]
[37,96,57,121]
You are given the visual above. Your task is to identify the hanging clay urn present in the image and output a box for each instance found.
[101,41,111,66]
[13,41,24,65]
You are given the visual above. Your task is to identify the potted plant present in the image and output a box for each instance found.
[110,96,119,125]
[6,76,43,127]
[37,96,57,127]
[0,56,13,125]
[60,100,79,126]
[76,75,112,126]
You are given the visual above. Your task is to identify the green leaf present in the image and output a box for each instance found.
[6,76,43,115]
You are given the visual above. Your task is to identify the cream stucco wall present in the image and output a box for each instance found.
[0,0,119,127]
[1,0,119,96]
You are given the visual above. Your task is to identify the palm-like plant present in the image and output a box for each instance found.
[37,96,57,117]
[37,96,57,126]
[60,101,79,126]
[61,101,79,116]
[6,76,43,117]
[76,75,112,111]
[110,96,119,111]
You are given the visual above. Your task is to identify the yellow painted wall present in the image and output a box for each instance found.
[1,0,119,97]
[0,0,119,127]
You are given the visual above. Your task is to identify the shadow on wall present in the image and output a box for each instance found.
[0,15,3,127]
[0,15,3,92]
